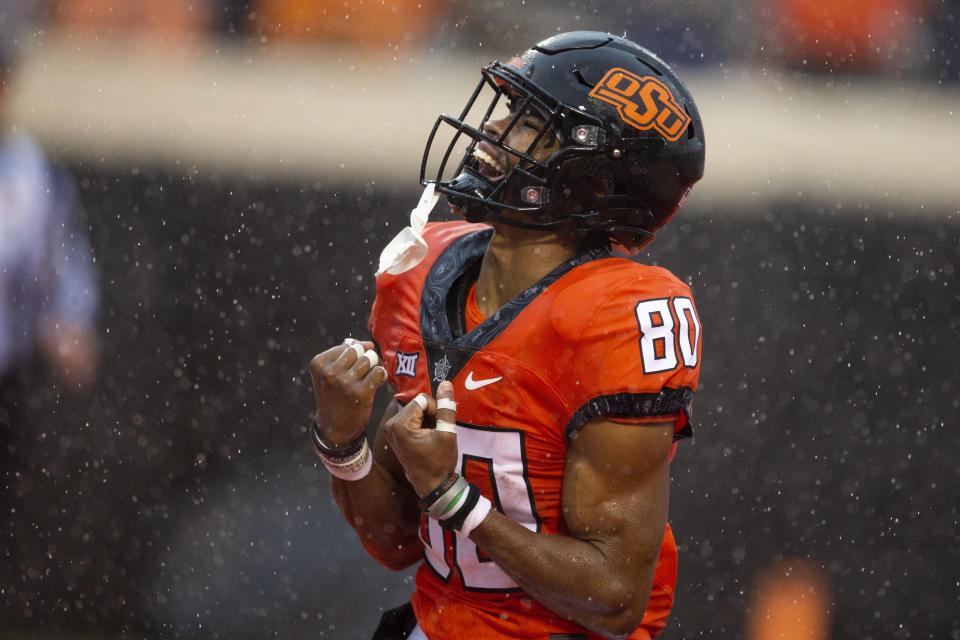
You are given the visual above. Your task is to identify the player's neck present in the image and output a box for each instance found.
[474,224,585,316]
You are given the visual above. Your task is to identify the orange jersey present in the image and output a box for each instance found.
[368,221,702,640]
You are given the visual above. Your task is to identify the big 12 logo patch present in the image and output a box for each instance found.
[589,67,691,142]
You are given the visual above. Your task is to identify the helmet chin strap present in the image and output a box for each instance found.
[376,184,440,276]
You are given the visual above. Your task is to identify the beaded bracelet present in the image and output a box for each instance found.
[321,439,373,481]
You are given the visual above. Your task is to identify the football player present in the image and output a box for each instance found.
[308,31,705,640]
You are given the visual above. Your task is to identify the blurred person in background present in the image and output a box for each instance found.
[747,559,831,640]
[309,31,705,640]
[251,0,439,49]
[0,39,100,600]
[763,0,937,74]
[0,41,100,421]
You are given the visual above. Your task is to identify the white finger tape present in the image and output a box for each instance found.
[349,342,364,358]
[435,420,457,433]
[362,350,379,368]
[436,398,457,412]
[412,394,429,412]
[342,337,359,346]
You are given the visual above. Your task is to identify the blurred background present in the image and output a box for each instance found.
[0,0,957,638]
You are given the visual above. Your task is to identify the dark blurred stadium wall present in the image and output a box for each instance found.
[3,14,958,640]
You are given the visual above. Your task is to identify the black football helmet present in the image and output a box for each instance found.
[420,31,705,253]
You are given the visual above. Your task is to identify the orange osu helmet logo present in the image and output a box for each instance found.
[589,67,691,142]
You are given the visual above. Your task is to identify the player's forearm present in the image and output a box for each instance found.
[470,511,658,639]
[330,462,423,570]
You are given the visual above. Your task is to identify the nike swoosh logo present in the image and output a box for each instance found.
[464,371,502,390]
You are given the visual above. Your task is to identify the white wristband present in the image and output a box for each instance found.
[324,449,373,481]
[459,495,492,538]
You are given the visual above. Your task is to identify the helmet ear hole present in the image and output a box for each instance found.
[598,177,628,197]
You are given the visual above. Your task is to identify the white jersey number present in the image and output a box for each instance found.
[635,296,701,374]
[420,424,539,592]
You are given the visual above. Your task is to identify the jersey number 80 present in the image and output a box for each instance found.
[635,297,700,374]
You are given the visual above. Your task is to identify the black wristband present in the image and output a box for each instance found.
[439,484,481,532]
[311,421,365,460]
[417,472,460,511]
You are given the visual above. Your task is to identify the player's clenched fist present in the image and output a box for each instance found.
[382,381,459,497]
[309,338,388,446]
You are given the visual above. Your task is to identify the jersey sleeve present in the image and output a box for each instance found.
[557,266,702,440]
